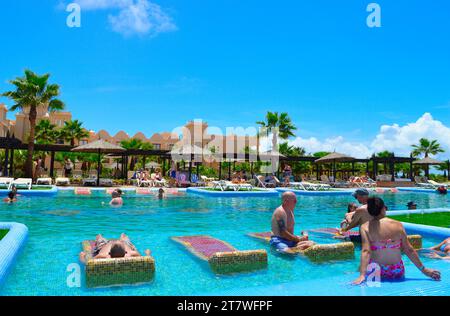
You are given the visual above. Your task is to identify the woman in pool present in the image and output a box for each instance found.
[340,203,358,229]
[3,190,17,203]
[353,197,441,285]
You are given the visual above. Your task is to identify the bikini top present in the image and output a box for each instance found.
[370,239,402,251]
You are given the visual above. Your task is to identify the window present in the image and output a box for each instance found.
[153,143,161,150]
[79,140,88,145]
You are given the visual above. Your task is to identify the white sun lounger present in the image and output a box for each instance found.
[0,177,14,188]
[428,180,449,188]
[212,180,253,191]
[55,177,70,186]
[8,178,32,190]
[36,177,52,185]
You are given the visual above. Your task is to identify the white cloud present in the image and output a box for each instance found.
[287,113,450,159]
[72,0,177,37]
[289,136,372,159]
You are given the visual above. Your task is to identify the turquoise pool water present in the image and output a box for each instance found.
[0,190,449,295]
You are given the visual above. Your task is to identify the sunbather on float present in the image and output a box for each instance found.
[270,192,315,254]
[79,233,150,263]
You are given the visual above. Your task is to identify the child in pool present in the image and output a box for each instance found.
[340,203,358,229]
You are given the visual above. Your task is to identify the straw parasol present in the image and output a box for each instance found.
[72,139,126,186]
[413,157,443,178]
[315,152,355,181]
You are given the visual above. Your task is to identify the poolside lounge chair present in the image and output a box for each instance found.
[176,172,191,187]
[81,239,155,288]
[172,235,267,274]
[36,177,53,185]
[255,175,276,188]
[0,177,14,188]
[428,179,449,188]
[190,174,205,187]
[55,177,70,186]
[200,175,216,185]
[82,175,97,186]
[212,180,253,191]
[414,176,436,189]
[8,178,32,190]
[320,175,350,188]
[151,173,168,187]
[99,178,113,187]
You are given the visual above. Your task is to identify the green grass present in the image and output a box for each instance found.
[389,212,450,228]
[0,186,52,191]
[0,229,8,240]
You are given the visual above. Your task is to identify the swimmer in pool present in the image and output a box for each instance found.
[79,233,150,263]
[158,188,165,199]
[340,202,358,229]
[110,191,123,206]
[3,191,17,203]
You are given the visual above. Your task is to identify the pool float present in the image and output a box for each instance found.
[247,232,354,262]
[306,228,423,249]
[81,240,155,288]
[390,188,399,193]
[74,188,91,195]
[172,235,267,274]
[136,188,152,195]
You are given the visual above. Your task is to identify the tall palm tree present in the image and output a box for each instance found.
[35,119,58,144]
[411,138,444,158]
[120,138,153,171]
[2,70,64,177]
[60,119,89,146]
[376,151,394,174]
[256,112,297,152]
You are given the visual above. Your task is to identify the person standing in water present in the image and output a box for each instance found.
[353,197,440,284]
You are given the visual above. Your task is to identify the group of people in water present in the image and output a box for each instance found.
[270,189,447,284]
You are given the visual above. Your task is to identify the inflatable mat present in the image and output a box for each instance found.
[172,235,267,274]
[247,232,354,262]
[81,239,155,288]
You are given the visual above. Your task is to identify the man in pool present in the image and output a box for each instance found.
[110,190,123,206]
[79,233,150,263]
[339,188,373,242]
[3,190,17,203]
[270,191,315,254]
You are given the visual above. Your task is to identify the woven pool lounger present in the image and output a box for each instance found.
[81,240,155,288]
[247,232,355,262]
[172,235,268,274]
[307,228,423,250]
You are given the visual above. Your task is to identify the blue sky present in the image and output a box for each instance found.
[1,0,450,158]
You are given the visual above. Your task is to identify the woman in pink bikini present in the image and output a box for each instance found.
[353,197,441,285]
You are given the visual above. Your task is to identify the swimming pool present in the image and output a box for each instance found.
[0,190,449,296]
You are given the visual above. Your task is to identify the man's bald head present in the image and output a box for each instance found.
[282,191,297,210]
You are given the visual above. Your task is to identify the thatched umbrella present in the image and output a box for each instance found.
[72,139,126,186]
[315,152,355,181]
[413,157,443,178]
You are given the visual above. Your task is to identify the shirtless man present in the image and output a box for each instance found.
[339,188,373,241]
[79,233,150,263]
[270,191,315,254]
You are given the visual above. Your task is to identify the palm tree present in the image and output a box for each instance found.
[60,119,89,146]
[2,70,64,177]
[35,119,58,144]
[411,138,444,158]
[376,151,394,174]
[256,112,297,153]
